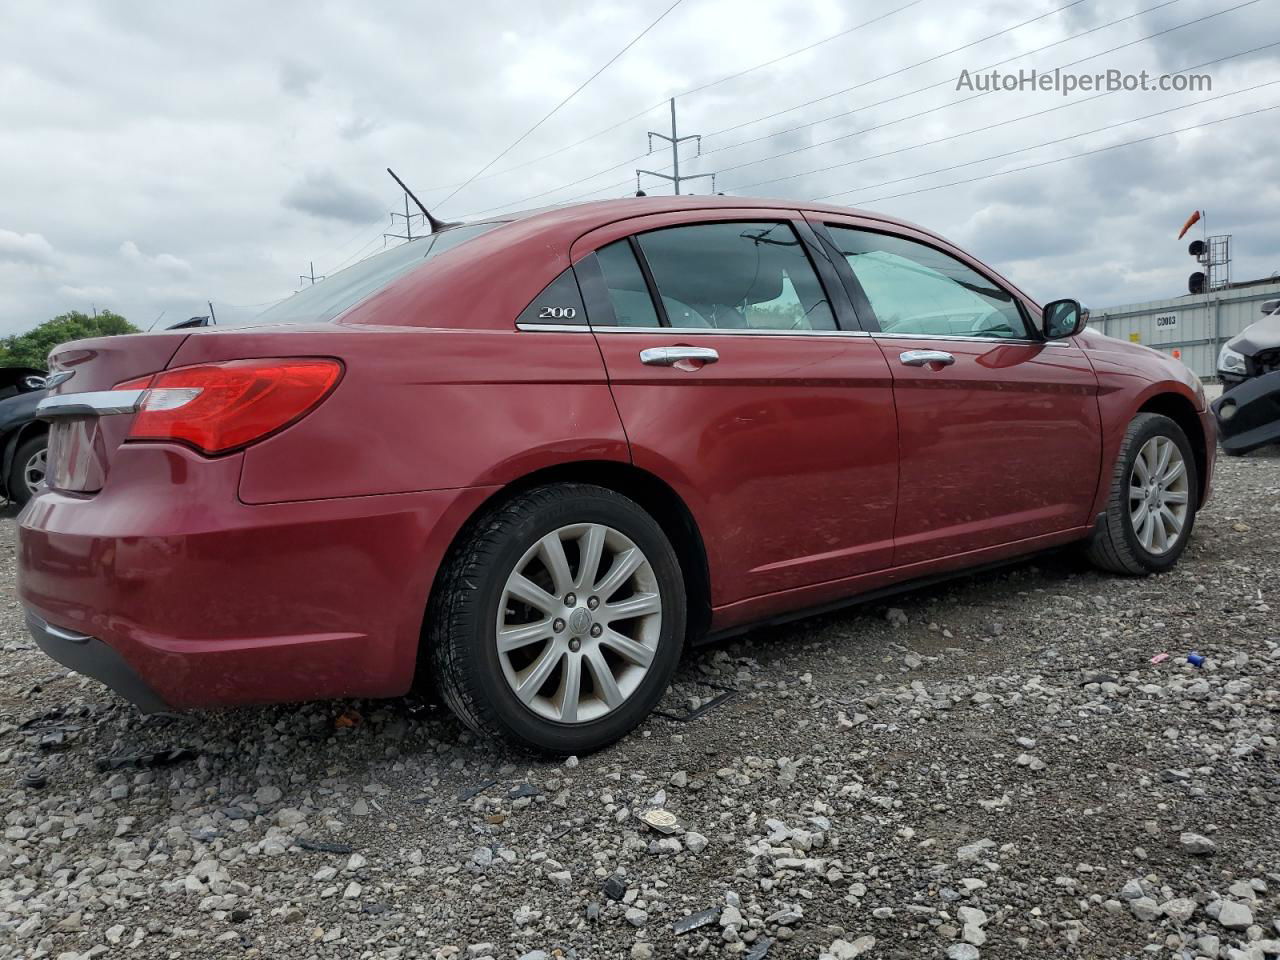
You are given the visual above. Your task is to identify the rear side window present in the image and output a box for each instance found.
[827,226,1028,339]
[636,221,836,331]
[517,268,587,326]
[595,240,661,328]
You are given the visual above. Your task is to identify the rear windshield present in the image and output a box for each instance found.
[243,222,501,326]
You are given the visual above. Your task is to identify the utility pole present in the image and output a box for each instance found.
[299,261,325,287]
[637,98,715,196]
[383,193,421,244]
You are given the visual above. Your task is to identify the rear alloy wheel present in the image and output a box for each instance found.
[8,434,48,507]
[1086,413,1198,575]
[429,483,686,754]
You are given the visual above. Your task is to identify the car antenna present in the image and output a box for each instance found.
[386,167,459,234]
[207,300,217,325]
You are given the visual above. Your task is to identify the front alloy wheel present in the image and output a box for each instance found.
[430,483,686,754]
[1127,435,1189,556]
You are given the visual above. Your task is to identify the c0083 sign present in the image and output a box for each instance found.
[1154,313,1178,330]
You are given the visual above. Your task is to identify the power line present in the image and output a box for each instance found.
[456,0,1167,219]
[809,79,1278,202]
[700,0,1090,141]
[838,102,1280,205]
[699,0,1185,163]
[415,0,923,196]
[672,0,926,99]
[435,0,686,211]
[723,38,1280,193]
[701,0,1259,167]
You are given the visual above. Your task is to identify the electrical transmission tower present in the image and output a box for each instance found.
[299,261,325,287]
[384,193,423,244]
[636,98,715,196]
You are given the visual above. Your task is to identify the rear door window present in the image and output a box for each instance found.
[635,221,836,331]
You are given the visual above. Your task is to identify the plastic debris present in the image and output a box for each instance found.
[333,708,362,728]
[673,908,719,935]
[601,874,627,902]
[744,938,773,959]
[636,807,683,835]
[95,746,197,772]
[1187,652,1206,668]
[458,779,497,801]
[508,783,541,800]
[20,768,47,789]
[653,680,736,722]
[1150,652,1170,664]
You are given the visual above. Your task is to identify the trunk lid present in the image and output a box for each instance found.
[43,332,191,494]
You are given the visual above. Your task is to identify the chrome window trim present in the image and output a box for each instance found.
[515,321,1069,346]
[37,389,146,419]
[869,331,1069,347]
[517,322,871,337]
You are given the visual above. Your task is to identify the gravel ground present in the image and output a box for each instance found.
[1,448,1278,960]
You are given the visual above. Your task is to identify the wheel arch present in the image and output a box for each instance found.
[420,460,713,673]
[1137,391,1207,506]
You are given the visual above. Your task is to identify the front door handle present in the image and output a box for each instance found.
[899,349,955,367]
[640,346,720,366]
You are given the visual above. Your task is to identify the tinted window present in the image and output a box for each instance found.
[517,268,587,325]
[247,223,501,326]
[595,240,661,328]
[827,226,1027,338]
[636,222,836,331]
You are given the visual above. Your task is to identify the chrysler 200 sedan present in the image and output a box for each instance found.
[18,196,1214,753]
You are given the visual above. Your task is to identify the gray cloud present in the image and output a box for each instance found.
[0,230,56,266]
[282,171,384,224]
[0,0,1275,332]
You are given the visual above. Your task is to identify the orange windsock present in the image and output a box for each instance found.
[1177,210,1202,240]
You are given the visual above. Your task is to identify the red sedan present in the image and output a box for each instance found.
[18,197,1214,753]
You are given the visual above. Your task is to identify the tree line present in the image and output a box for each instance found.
[0,311,138,369]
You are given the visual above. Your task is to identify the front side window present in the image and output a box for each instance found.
[827,226,1028,339]
[633,221,837,331]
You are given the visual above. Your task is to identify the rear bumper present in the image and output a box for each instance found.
[1213,371,1280,455]
[17,443,495,710]
[26,612,167,713]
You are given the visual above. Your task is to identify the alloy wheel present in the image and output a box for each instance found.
[495,522,662,724]
[23,447,46,496]
[1128,435,1189,556]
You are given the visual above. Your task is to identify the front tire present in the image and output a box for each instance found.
[1086,413,1198,575]
[428,483,686,754]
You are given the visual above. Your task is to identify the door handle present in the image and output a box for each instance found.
[899,349,955,367]
[640,346,720,366]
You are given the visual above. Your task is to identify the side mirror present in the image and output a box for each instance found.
[21,375,47,391]
[1041,298,1087,340]
[1261,299,1279,316]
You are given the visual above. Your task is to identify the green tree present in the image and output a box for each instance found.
[0,310,138,369]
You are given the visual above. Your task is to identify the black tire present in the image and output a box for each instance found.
[428,483,686,754]
[7,434,47,507]
[1086,413,1198,575]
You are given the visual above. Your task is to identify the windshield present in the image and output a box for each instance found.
[243,222,501,326]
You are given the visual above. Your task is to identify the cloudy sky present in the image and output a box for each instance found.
[1,0,1277,334]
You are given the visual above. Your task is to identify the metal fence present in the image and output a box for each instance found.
[1087,281,1280,381]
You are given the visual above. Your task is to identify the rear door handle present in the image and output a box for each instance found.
[899,349,955,367]
[640,346,720,366]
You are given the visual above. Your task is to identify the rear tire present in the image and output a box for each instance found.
[7,434,47,507]
[428,483,686,754]
[1086,413,1198,575]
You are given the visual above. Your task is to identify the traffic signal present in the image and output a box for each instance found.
[1188,239,1206,294]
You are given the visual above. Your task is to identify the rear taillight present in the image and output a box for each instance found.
[117,358,342,455]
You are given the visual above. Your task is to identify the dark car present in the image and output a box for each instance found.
[18,196,1215,754]
[1213,299,1280,455]
[0,366,51,506]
